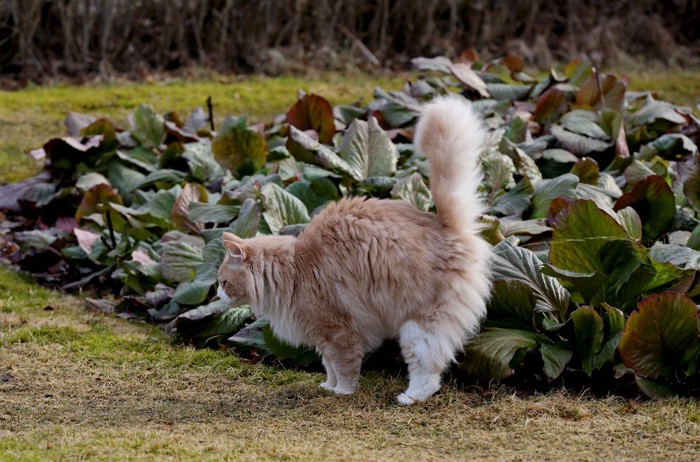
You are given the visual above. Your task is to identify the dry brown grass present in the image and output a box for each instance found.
[1,269,699,461]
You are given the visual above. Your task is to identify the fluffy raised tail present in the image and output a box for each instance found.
[414,95,487,235]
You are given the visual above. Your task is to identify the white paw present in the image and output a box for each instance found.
[331,386,355,395]
[397,393,416,406]
[319,381,335,391]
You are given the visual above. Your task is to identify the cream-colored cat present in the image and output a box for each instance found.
[217,96,492,405]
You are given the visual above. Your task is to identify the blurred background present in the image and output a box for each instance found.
[2,0,699,84]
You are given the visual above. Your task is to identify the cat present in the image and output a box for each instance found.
[217,95,492,405]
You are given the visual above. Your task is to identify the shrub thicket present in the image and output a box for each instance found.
[1,0,699,81]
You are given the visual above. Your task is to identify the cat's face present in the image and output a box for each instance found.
[217,233,253,306]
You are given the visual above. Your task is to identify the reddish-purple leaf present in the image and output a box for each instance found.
[613,175,675,239]
[534,87,568,125]
[571,158,600,185]
[171,183,209,234]
[619,292,700,379]
[76,184,123,223]
[286,93,335,144]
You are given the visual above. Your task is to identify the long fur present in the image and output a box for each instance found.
[218,95,492,405]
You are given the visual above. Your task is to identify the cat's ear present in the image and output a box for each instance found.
[222,232,241,243]
[224,240,247,263]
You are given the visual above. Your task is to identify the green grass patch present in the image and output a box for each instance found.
[0,73,403,184]
[625,70,700,107]
[0,268,65,315]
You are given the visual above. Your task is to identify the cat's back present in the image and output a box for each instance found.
[301,196,442,247]
[295,196,451,285]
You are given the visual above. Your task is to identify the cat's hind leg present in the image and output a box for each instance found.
[397,320,453,405]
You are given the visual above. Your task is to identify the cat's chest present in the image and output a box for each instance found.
[267,311,307,347]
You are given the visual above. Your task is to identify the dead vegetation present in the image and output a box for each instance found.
[1,268,699,461]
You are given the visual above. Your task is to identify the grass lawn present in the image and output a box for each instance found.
[1,70,700,460]
[1,267,699,460]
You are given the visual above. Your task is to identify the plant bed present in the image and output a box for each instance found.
[1,55,699,398]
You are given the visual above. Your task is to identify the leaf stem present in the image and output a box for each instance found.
[105,210,117,249]
[206,96,215,131]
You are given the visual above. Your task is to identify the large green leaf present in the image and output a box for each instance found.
[228,317,270,354]
[490,178,534,216]
[627,98,687,127]
[540,343,574,380]
[649,243,700,270]
[174,301,253,344]
[615,207,643,240]
[285,177,339,214]
[570,306,604,376]
[590,303,626,373]
[134,169,187,190]
[172,277,213,305]
[172,243,219,305]
[550,200,631,273]
[530,173,579,219]
[487,280,537,329]
[619,292,700,379]
[613,175,675,239]
[486,84,532,102]
[106,160,146,202]
[76,172,110,193]
[482,153,516,208]
[499,219,551,238]
[391,172,433,212]
[560,110,610,140]
[652,134,698,157]
[550,125,613,155]
[261,183,311,234]
[461,328,548,380]
[548,200,651,306]
[227,198,261,239]
[492,241,570,319]
[262,325,319,366]
[130,104,166,149]
[338,117,398,179]
[183,141,225,182]
[212,116,267,175]
[287,126,358,180]
[188,203,240,224]
[158,233,205,283]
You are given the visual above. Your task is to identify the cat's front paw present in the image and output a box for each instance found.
[397,393,416,406]
[319,381,335,391]
[331,386,355,395]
